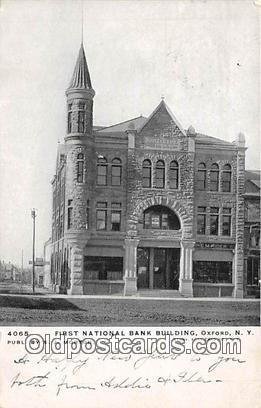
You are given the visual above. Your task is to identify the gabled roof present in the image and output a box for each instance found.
[97,116,147,133]
[195,133,234,147]
[245,170,261,193]
[138,100,186,136]
[67,43,93,91]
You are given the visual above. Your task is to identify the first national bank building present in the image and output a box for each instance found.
[51,43,247,298]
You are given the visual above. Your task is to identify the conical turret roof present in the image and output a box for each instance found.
[67,43,93,91]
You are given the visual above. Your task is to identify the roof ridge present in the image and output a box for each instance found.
[97,115,146,131]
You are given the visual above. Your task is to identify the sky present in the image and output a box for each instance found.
[0,0,260,266]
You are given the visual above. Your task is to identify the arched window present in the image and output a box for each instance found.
[222,164,232,192]
[77,153,84,183]
[97,157,108,186]
[197,163,206,190]
[142,159,151,188]
[169,160,179,189]
[111,158,122,186]
[155,160,165,188]
[210,163,219,191]
[143,205,180,230]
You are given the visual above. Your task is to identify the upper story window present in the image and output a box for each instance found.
[67,199,73,230]
[222,208,232,236]
[249,225,260,248]
[86,199,90,230]
[222,164,232,192]
[143,205,180,230]
[97,157,108,186]
[210,207,219,235]
[169,161,179,189]
[155,160,165,188]
[197,163,207,190]
[96,202,107,230]
[111,158,122,186]
[67,103,72,133]
[76,153,84,183]
[111,203,122,231]
[78,111,85,133]
[142,159,152,188]
[78,102,85,110]
[197,206,206,235]
[210,163,219,192]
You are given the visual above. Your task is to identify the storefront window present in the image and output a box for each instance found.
[247,258,260,286]
[193,261,232,283]
[84,256,123,281]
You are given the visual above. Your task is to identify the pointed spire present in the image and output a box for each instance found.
[67,44,93,91]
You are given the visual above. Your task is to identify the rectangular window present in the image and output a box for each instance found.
[197,207,206,235]
[210,207,219,235]
[111,166,122,186]
[210,172,219,191]
[97,165,107,186]
[84,256,123,281]
[222,208,232,236]
[111,203,121,231]
[67,111,72,133]
[144,212,150,228]
[193,261,232,283]
[169,169,178,189]
[96,202,107,230]
[222,173,231,192]
[78,111,85,133]
[67,200,73,229]
[78,102,85,110]
[151,213,161,228]
[155,168,165,188]
[197,170,206,190]
[77,160,84,183]
[142,167,151,188]
[161,213,169,229]
[86,200,90,229]
[247,258,260,286]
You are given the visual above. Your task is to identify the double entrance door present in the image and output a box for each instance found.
[137,247,180,290]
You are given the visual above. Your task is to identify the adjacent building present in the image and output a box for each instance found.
[50,43,260,298]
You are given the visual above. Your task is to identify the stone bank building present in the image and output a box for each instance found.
[50,43,260,298]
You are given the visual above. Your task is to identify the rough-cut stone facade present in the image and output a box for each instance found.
[49,43,257,298]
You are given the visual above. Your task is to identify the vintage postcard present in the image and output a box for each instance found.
[0,0,260,407]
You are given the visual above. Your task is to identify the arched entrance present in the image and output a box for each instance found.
[124,198,194,297]
[137,205,181,291]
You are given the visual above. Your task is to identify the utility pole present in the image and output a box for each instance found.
[31,209,37,293]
